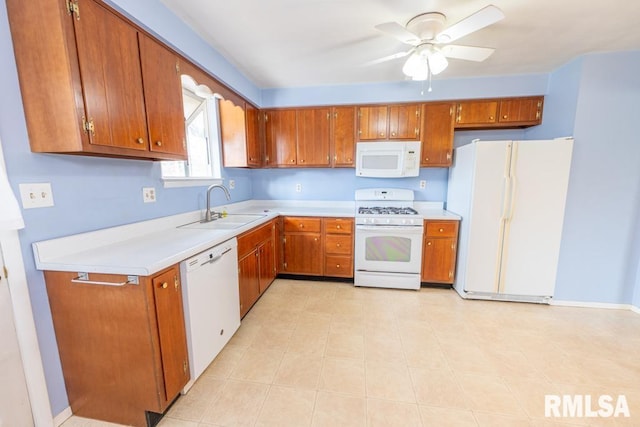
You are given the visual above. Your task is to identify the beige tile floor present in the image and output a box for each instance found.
[63,278,640,427]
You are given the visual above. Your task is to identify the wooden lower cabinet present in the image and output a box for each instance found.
[282,217,323,275]
[421,220,460,284]
[323,217,354,278]
[237,219,277,317]
[43,265,189,427]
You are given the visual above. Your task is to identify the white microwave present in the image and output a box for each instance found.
[356,141,421,178]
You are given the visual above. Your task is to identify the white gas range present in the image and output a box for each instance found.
[354,188,424,290]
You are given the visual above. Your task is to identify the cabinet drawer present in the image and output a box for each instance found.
[284,216,321,233]
[324,218,353,234]
[237,220,273,257]
[425,221,459,237]
[325,235,352,255]
[324,255,353,277]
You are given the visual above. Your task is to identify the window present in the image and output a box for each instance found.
[161,77,223,187]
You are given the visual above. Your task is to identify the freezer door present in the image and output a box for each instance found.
[462,141,512,294]
[499,139,573,297]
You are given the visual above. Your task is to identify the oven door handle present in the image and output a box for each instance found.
[356,225,423,233]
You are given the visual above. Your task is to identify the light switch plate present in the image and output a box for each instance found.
[419,180,426,189]
[19,183,55,209]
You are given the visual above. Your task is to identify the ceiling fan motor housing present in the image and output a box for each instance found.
[406,12,446,41]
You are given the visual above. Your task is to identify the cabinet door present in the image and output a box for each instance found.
[421,103,455,167]
[238,252,260,317]
[283,233,323,275]
[152,268,189,401]
[421,238,457,283]
[139,34,186,158]
[455,100,498,127]
[73,0,149,150]
[498,97,543,125]
[296,108,330,166]
[358,106,388,140]
[219,99,248,167]
[389,104,421,139]
[265,109,297,166]
[332,106,356,167]
[245,103,262,167]
[258,238,276,293]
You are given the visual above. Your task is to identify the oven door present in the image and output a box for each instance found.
[355,225,423,274]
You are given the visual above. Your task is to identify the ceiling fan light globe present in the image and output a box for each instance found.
[402,53,423,77]
[428,51,448,75]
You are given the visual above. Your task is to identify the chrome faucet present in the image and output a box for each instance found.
[205,184,231,222]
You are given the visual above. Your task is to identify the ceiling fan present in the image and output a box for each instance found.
[371,5,505,83]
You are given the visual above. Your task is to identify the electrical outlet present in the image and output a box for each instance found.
[142,187,156,203]
[295,183,302,193]
[228,180,235,190]
[419,180,426,189]
[19,183,55,209]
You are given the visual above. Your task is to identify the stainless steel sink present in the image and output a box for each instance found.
[178,214,266,230]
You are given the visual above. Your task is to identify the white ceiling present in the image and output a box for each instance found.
[159,0,640,89]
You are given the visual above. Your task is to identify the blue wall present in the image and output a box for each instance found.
[2,0,640,418]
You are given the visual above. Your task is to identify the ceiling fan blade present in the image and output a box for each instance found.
[375,22,421,45]
[440,45,495,62]
[435,5,504,43]
[363,49,414,66]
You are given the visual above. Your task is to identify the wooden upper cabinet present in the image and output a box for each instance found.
[296,108,330,166]
[358,104,420,141]
[421,102,455,167]
[389,104,421,139]
[357,105,388,140]
[139,34,186,157]
[455,97,544,129]
[220,100,263,168]
[455,100,498,127]
[265,109,297,166]
[498,97,544,125]
[74,0,149,151]
[245,103,262,167]
[6,0,186,160]
[332,106,356,167]
[219,99,248,166]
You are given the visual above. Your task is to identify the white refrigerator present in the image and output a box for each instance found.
[446,138,573,303]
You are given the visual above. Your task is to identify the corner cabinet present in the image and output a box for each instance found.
[421,220,460,284]
[6,0,186,161]
[43,265,189,427]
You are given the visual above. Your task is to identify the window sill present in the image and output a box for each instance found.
[162,177,224,188]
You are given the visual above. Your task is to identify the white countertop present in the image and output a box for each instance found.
[33,199,460,276]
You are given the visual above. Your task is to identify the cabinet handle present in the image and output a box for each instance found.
[379,132,385,137]
[300,159,305,163]
[314,237,318,242]
[439,228,444,232]
[346,157,352,162]
[155,141,162,147]
[336,243,341,247]
[336,264,340,268]
[424,157,430,161]
[136,138,144,144]
[290,159,295,163]
[160,282,168,289]
[299,224,304,228]
[489,116,494,121]
[427,242,432,246]
[391,132,396,137]
[336,225,341,229]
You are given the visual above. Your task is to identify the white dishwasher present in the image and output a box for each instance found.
[180,237,240,392]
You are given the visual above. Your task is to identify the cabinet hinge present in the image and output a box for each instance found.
[2,265,7,280]
[326,112,330,120]
[183,360,188,374]
[66,0,80,20]
[175,61,180,75]
[264,113,268,122]
[82,116,95,135]
[283,262,288,269]
[174,275,179,289]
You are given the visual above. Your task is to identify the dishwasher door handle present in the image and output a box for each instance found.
[202,247,233,266]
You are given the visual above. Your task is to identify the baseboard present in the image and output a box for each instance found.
[551,300,633,310]
[53,406,72,427]
[632,305,640,315]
